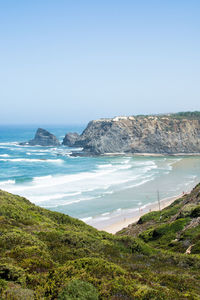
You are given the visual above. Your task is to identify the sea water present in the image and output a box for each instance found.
[0,125,200,229]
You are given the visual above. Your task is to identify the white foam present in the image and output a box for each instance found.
[43,197,94,208]
[58,199,81,206]
[69,147,83,151]
[1,155,162,215]
[30,192,81,202]
[0,179,15,186]
[0,158,63,163]
[0,142,19,146]
[101,212,110,216]
[42,199,82,207]
[54,195,102,207]
[125,177,154,190]
[0,154,10,157]
[33,175,53,182]
[97,164,113,169]
[3,157,157,197]
[124,159,131,164]
[91,215,110,222]
[26,152,46,156]
[24,149,52,153]
[81,217,93,222]
[97,162,132,173]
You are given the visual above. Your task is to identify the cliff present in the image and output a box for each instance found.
[0,185,200,298]
[69,114,200,155]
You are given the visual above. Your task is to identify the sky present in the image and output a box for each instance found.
[0,0,200,124]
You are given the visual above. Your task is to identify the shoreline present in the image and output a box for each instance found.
[71,151,200,157]
[102,193,185,234]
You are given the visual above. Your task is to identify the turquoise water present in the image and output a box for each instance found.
[0,125,200,228]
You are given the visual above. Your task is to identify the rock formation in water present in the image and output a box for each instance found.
[62,132,80,146]
[25,128,60,146]
[64,114,200,155]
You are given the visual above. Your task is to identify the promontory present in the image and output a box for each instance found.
[63,112,200,155]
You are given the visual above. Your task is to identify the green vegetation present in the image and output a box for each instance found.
[119,183,200,256]
[135,111,200,120]
[58,279,99,300]
[170,111,200,120]
[0,184,200,299]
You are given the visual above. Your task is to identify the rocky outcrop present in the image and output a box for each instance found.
[67,115,200,155]
[62,132,80,146]
[25,128,60,146]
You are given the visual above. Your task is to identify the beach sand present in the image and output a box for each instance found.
[102,193,184,234]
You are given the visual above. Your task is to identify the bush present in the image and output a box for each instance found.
[2,285,34,300]
[58,279,99,300]
[138,211,160,224]
[0,264,25,284]
[190,205,200,218]
[191,241,200,254]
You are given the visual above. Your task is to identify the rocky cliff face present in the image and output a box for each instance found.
[28,128,60,146]
[70,116,200,154]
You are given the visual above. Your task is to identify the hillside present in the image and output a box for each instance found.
[0,186,200,299]
[118,183,200,255]
[63,112,200,155]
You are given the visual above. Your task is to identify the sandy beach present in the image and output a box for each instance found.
[102,193,184,234]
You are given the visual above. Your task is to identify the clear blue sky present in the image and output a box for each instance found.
[0,0,200,124]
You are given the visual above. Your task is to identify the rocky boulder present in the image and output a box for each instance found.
[27,128,60,146]
[62,132,80,146]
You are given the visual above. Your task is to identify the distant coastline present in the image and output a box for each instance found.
[17,112,200,158]
[70,151,200,157]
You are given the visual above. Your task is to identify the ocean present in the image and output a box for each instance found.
[0,125,200,229]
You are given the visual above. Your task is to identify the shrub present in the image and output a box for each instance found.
[0,264,25,284]
[1,285,34,300]
[138,211,160,224]
[191,241,200,254]
[190,205,200,218]
[58,279,99,300]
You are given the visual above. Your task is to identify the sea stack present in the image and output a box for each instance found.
[62,132,80,146]
[27,128,60,146]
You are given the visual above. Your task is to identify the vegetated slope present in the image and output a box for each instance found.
[118,183,200,255]
[0,188,200,299]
